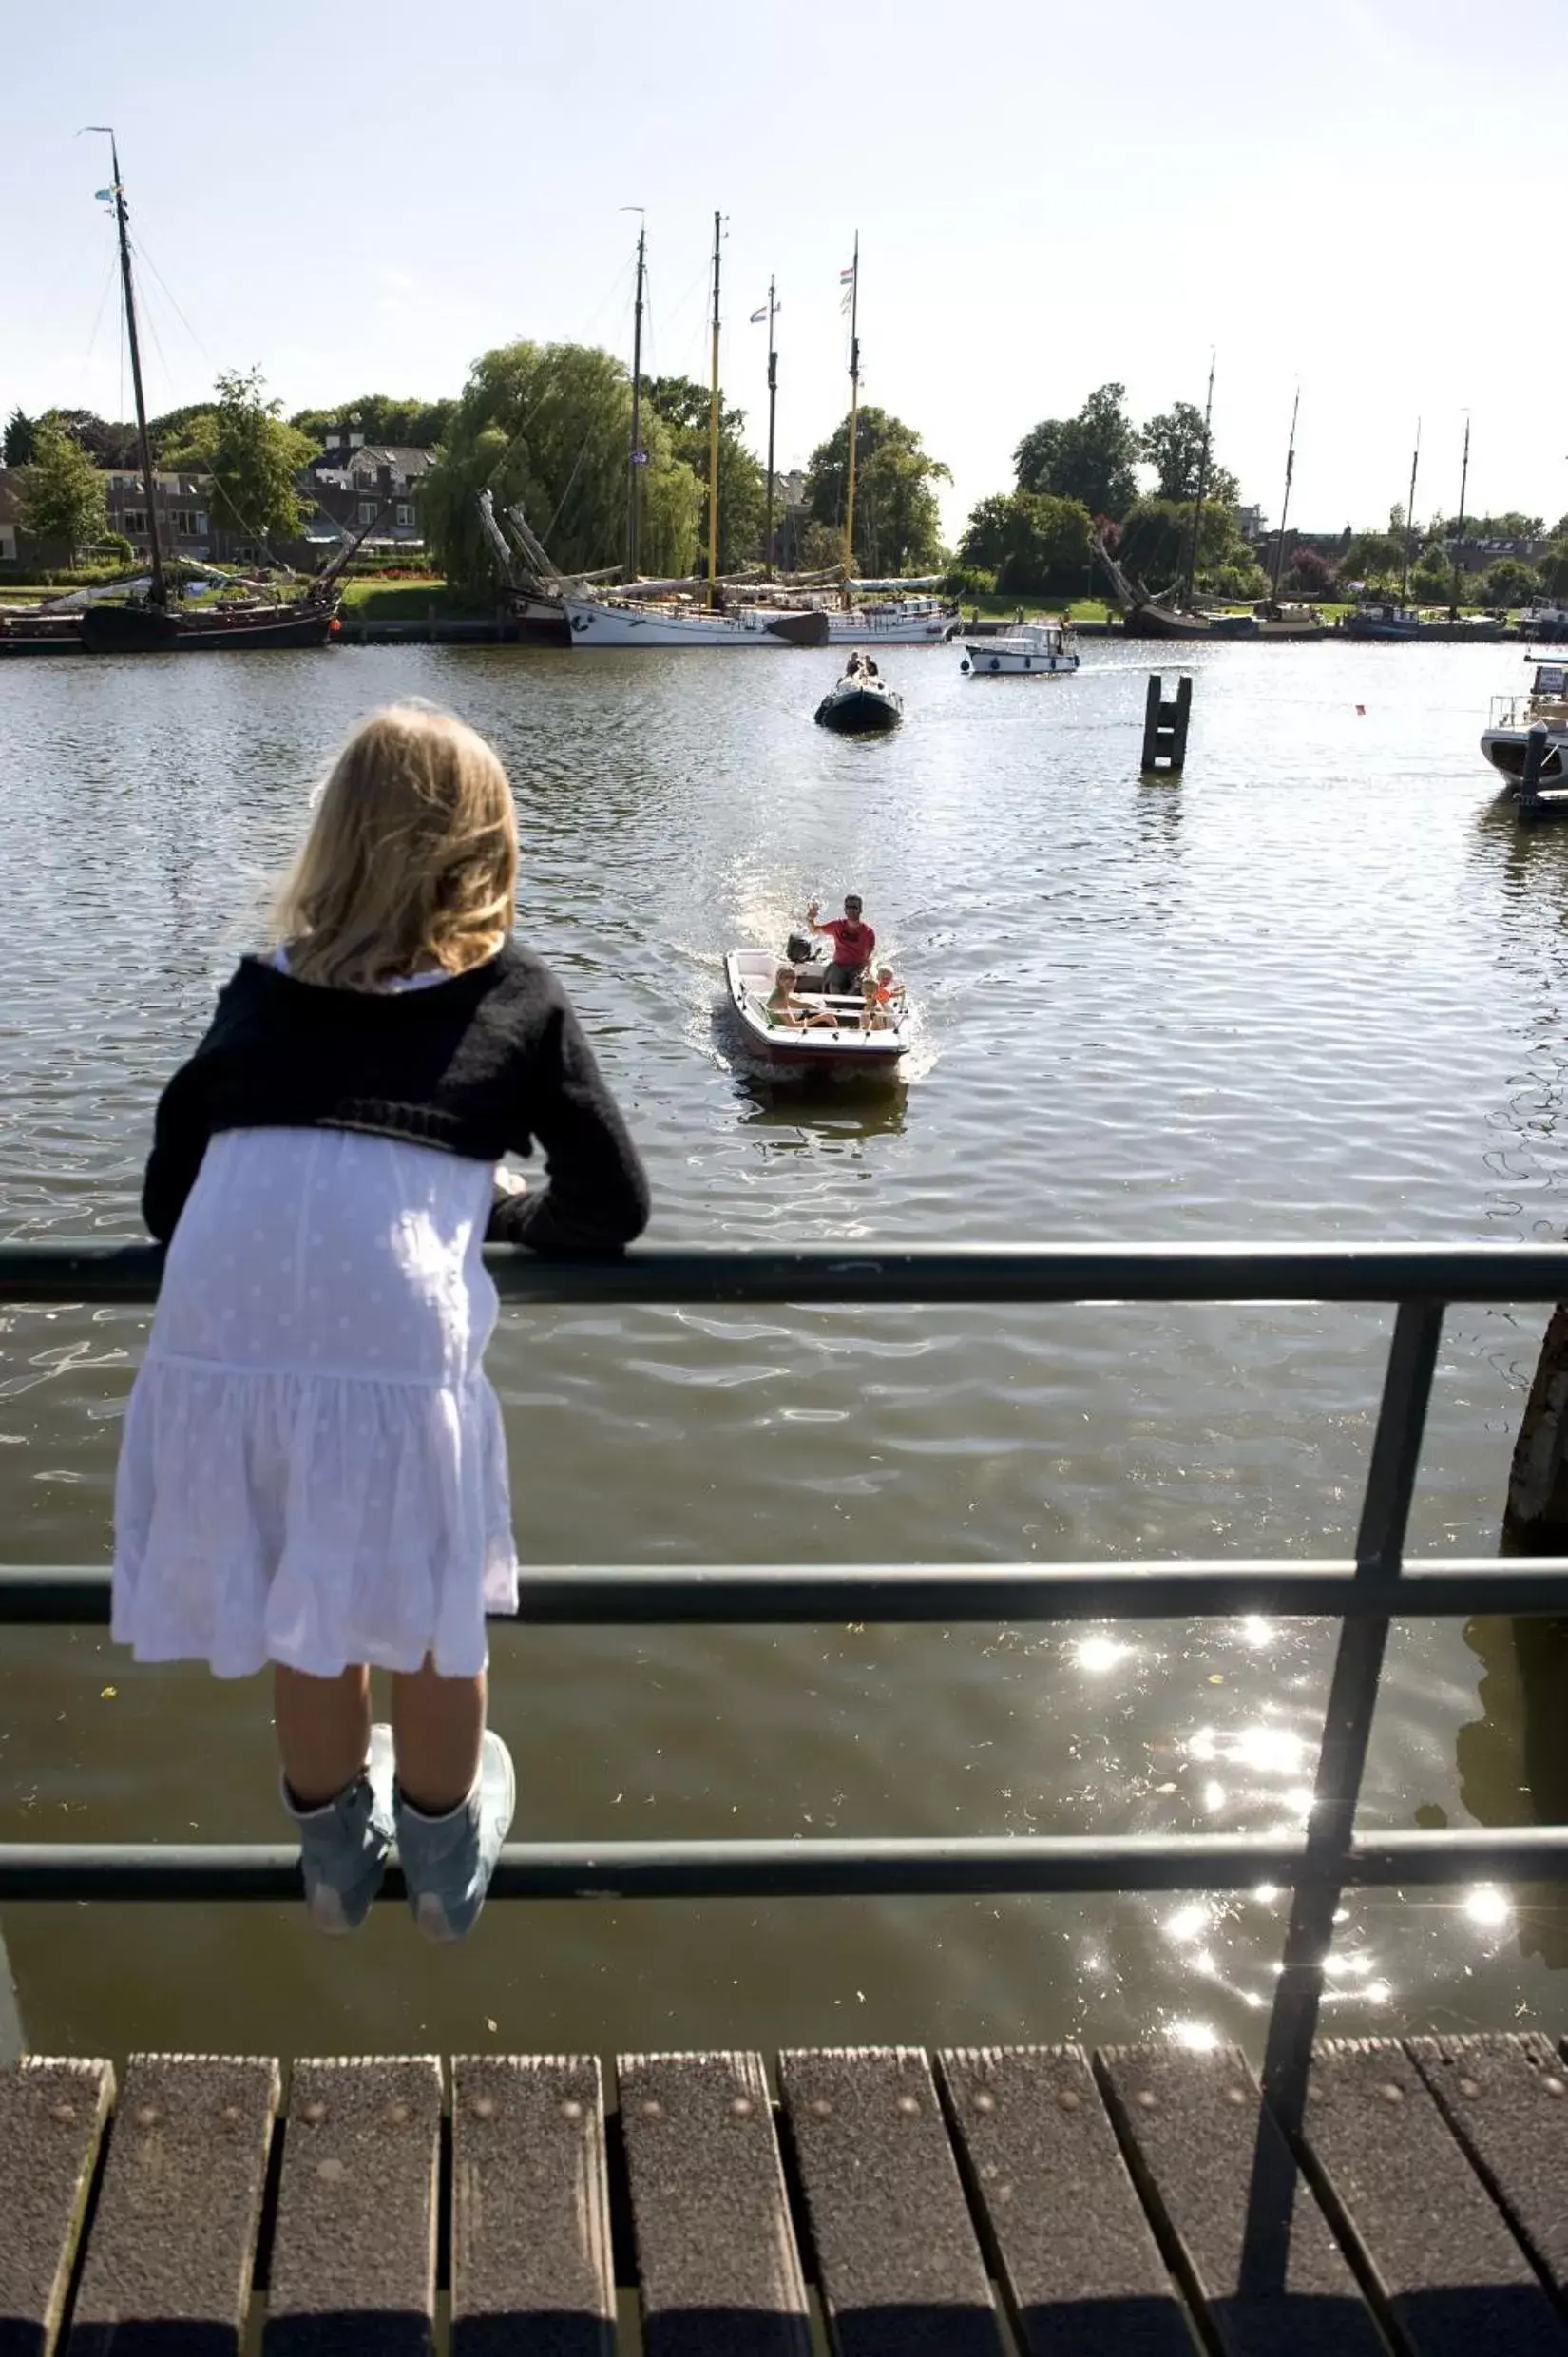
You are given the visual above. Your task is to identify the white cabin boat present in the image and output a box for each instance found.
[825,597,959,645]
[564,594,828,648]
[725,949,908,1068]
[1482,659,1568,787]
[961,622,1080,676]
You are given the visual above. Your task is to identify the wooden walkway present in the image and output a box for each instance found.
[8,2034,1568,2352]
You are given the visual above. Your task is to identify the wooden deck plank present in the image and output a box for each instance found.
[0,2060,114,2357]
[618,2051,809,2357]
[938,2047,1189,2357]
[1406,2033,1568,2299]
[450,2054,613,2357]
[778,2046,1002,2357]
[262,2056,441,2357]
[1303,2037,1568,2355]
[67,2054,277,2356]
[1095,2043,1380,2357]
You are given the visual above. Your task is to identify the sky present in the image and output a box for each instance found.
[2,0,1565,547]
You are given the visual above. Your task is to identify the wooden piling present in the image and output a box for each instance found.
[1505,1303,1568,1551]
[1140,675,1193,774]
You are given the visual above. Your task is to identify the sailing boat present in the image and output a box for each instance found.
[819,240,958,646]
[75,133,336,655]
[564,213,826,647]
[1114,354,1231,638]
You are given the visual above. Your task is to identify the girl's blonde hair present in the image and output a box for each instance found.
[275,703,518,990]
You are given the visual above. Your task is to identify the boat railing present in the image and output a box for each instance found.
[4,1236,1568,2252]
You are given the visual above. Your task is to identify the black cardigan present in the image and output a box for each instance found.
[142,941,650,1255]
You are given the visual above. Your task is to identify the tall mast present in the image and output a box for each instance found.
[625,216,645,584]
[1400,420,1421,604]
[842,233,860,601]
[1450,415,1471,619]
[93,130,164,609]
[1180,349,1215,613]
[763,277,778,578]
[1270,386,1299,609]
[706,209,721,610]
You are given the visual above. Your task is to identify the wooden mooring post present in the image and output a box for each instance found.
[1141,674,1193,774]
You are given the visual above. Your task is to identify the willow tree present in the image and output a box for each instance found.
[423,340,699,595]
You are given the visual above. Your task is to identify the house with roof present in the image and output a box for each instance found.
[296,426,436,558]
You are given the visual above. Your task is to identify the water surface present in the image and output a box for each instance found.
[1,636,1564,2060]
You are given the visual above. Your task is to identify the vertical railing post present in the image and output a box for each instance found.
[1241,1296,1444,2291]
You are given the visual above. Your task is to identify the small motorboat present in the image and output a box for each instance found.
[960,621,1079,676]
[1482,657,1568,788]
[725,944,909,1068]
[814,665,904,734]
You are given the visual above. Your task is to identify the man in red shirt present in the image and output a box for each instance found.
[807,893,876,996]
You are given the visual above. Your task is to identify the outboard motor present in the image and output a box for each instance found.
[786,931,814,966]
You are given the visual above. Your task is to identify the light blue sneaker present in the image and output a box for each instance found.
[283,1723,395,1935]
[394,1730,515,1943]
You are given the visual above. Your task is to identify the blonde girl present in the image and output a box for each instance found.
[113,703,648,1940]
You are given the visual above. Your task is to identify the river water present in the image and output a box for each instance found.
[1,634,1565,2065]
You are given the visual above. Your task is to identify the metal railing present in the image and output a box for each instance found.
[5,1237,1568,2187]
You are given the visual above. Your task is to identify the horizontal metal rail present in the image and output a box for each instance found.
[7,1557,1568,1624]
[6,1229,1568,2297]
[2,1237,1568,1306]
[0,1826,1563,1903]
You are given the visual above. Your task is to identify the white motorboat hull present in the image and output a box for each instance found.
[564,595,827,648]
[1482,727,1568,786]
[725,950,908,1067]
[962,627,1080,676]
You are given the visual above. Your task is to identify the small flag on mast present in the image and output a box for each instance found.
[839,264,855,283]
[840,260,855,313]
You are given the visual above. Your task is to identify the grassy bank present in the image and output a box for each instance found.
[336,577,479,620]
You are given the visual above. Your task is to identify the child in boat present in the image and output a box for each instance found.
[873,965,905,1012]
[113,702,649,1942]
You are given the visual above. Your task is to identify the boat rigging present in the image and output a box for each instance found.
[72,130,335,654]
[843,235,861,597]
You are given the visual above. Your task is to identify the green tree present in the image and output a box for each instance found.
[1014,384,1138,521]
[1119,494,1263,597]
[1467,511,1543,542]
[1474,556,1541,607]
[1337,530,1405,591]
[957,489,1091,593]
[15,418,108,558]
[644,375,765,574]
[288,394,457,450]
[3,407,35,466]
[1539,542,1568,599]
[1407,541,1456,603]
[1139,400,1240,508]
[422,339,699,595]
[47,410,139,468]
[805,406,948,576]
[162,370,317,543]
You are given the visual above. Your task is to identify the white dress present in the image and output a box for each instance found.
[112,968,520,1681]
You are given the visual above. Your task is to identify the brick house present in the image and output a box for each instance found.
[0,468,71,569]
[101,469,262,564]
[296,429,435,557]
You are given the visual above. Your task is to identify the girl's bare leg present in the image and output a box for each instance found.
[392,1657,487,1814]
[274,1664,372,1807]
